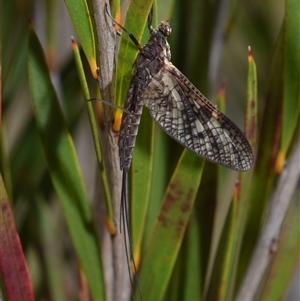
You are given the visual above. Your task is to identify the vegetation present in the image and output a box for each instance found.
[1,0,299,300]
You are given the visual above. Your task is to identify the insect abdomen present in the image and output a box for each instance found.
[119,103,144,171]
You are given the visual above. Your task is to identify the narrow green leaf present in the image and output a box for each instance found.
[277,0,300,171]
[27,26,105,301]
[221,48,257,300]
[9,119,46,203]
[239,24,285,279]
[177,212,203,300]
[2,0,28,100]
[145,126,171,241]
[245,47,258,150]
[131,110,154,264]
[240,0,299,283]
[64,0,97,77]
[115,0,154,107]
[135,151,204,301]
[33,195,65,301]
[205,48,258,301]
[71,38,115,233]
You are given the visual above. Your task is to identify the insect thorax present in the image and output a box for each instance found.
[146,24,171,61]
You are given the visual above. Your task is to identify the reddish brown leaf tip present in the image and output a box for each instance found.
[248,46,253,60]
[71,36,77,48]
[233,182,240,200]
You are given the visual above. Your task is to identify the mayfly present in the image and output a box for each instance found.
[108,11,254,173]
[106,4,253,299]
[107,0,254,282]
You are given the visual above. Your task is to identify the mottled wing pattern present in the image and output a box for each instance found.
[143,60,253,171]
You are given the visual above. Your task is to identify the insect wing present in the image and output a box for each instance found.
[143,61,253,171]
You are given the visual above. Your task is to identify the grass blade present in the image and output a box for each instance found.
[28,24,105,301]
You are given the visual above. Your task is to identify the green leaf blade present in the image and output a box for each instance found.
[135,151,204,301]
[64,0,97,77]
[27,25,105,301]
[278,0,300,169]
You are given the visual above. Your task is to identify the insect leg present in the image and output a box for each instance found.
[88,97,131,113]
[105,3,142,51]
[147,6,153,29]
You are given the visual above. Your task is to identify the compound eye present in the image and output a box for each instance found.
[159,21,172,37]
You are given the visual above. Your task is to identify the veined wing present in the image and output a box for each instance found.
[143,60,253,171]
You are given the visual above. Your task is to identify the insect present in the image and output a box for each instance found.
[106,4,253,300]
[112,13,254,173]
